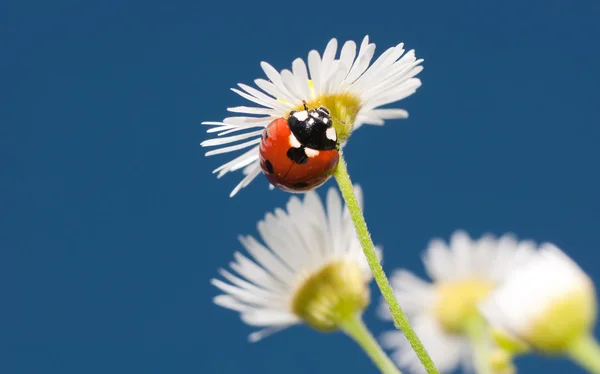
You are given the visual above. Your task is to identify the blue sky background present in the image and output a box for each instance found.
[2,0,599,373]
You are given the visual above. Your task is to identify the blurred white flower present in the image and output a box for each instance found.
[379,230,535,373]
[212,185,381,341]
[201,36,423,196]
[479,243,597,354]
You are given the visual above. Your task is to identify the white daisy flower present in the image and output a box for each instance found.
[212,185,381,342]
[378,230,535,373]
[201,36,424,196]
[479,243,597,354]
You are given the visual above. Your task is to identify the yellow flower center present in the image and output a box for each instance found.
[526,287,597,353]
[434,279,494,333]
[291,260,369,331]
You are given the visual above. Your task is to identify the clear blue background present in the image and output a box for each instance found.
[2,0,599,373]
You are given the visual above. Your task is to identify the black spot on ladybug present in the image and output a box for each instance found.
[264,159,274,174]
[286,147,308,164]
[263,129,269,141]
[293,182,309,189]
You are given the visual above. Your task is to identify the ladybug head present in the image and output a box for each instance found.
[287,105,337,150]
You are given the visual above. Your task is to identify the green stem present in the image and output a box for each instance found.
[340,315,403,374]
[464,316,492,374]
[567,334,600,373]
[333,152,439,374]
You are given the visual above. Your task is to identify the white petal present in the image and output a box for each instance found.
[237,83,292,111]
[307,50,322,99]
[356,113,385,126]
[229,163,262,197]
[351,43,402,94]
[292,58,311,99]
[254,79,299,107]
[238,235,295,285]
[204,138,261,157]
[341,43,376,88]
[285,196,324,268]
[241,309,298,327]
[384,269,434,317]
[201,130,263,147]
[231,87,289,112]
[216,122,270,136]
[227,106,276,116]
[258,212,307,272]
[319,38,338,95]
[366,109,409,120]
[280,69,305,104]
[361,62,423,103]
[211,279,279,307]
[301,190,330,260]
[212,147,258,177]
[214,294,251,312]
[336,40,357,83]
[230,251,286,294]
[260,61,297,104]
[326,186,344,256]
[422,238,453,281]
[218,268,284,300]
[381,315,467,374]
[362,78,422,109]
[248,324,295,342]
[449,230,474,278]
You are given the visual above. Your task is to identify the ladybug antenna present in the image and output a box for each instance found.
[332,115,347,126]
[302,100,309,112]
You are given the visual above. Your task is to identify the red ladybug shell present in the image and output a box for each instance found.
[259,118,339,192]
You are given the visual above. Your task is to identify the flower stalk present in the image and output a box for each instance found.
[340,314,402,374]
[464,316,492,374]
[566,334,600,374]
[333,151,439,374]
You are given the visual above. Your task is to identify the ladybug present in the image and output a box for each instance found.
[259,104,339,192]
